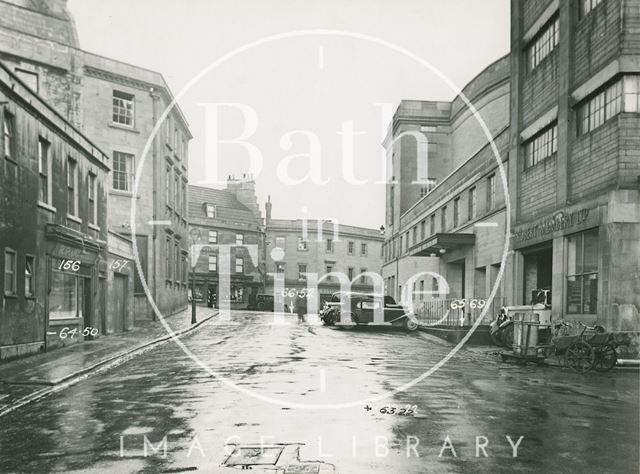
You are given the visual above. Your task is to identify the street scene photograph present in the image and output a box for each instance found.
[0,0,639,472]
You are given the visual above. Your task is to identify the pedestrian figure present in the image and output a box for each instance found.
[295,291,307,323]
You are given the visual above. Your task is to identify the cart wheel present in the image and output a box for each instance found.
[593,344,617,372]
[565,341,595,373]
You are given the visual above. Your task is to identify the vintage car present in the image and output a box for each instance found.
[247,294,290,312]
[320,292,419,332]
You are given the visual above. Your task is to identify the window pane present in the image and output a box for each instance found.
[566,275,582,314]
[49,272,78,319]
[582,230,598,273]
[583,274,598,314]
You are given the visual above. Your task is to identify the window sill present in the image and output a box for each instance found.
[49,318,82,326]
[66,214,82,224]
[37,201,56,214]
[110,189,135,198]
[3,293,17,299]
[88,223,101,232]
[108,122,140,133]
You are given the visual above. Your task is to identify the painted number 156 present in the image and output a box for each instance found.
[58,259,80,272]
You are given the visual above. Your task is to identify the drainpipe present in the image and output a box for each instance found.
[150,88,159,320]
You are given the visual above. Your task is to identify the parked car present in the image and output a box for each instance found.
[247,293,290,312]
[320,292,418,332]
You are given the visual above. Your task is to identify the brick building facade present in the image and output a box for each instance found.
[0,63,110,359]
[383,0,640,330]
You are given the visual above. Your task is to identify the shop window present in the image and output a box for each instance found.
[235,257,244,273]
[25,255,34,297]
[112,90,135,127]
[4,249,17,295]
[230,286,244,302]
[112,151,133,192]
[566,229,599,314]
[49,271,82,319]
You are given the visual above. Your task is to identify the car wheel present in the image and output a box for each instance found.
[403,316,419,332]
[341,312,357,329]
[256,301,265,311]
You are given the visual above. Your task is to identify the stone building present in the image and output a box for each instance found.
[382,56,511,321]
[383,0,640,330]
[0,63,110,359]
[0,0,193,322]
[187,177,264,309]
[266,198,385,311]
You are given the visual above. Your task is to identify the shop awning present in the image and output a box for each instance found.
[410,233,475,256]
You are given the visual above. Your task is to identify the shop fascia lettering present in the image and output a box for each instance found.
[512,208,590,244]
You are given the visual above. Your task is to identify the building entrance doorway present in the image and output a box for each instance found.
[446,259,466,299]
[522,243,553,304]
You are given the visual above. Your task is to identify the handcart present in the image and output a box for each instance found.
[499,311,553,365]
[552,322,618,373]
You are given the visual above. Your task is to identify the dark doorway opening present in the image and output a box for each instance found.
[522,243,553,304]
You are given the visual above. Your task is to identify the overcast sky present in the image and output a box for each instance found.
[68,0,510,229]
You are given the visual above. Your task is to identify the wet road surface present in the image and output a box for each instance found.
[0,311,638,473]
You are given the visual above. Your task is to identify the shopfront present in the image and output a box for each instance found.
[45,224,106,350]
[511,204,602,325]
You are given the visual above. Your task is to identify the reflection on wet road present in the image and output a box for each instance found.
[0,311,637,473]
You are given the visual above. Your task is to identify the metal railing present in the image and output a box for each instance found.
[414,296,506,327]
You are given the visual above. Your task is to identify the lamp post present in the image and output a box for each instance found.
[189,227,201,325]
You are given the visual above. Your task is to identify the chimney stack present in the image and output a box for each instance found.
[265,195,272,225]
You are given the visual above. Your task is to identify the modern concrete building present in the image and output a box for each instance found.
[382,56,511,323]
[188,177,264,309]
[0,0,193,322]
[265,198,385,310]
[0,63,110,359]
[383,0,640,330]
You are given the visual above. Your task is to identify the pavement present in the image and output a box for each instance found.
[0,310,637,473]
[0,306,218,417]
